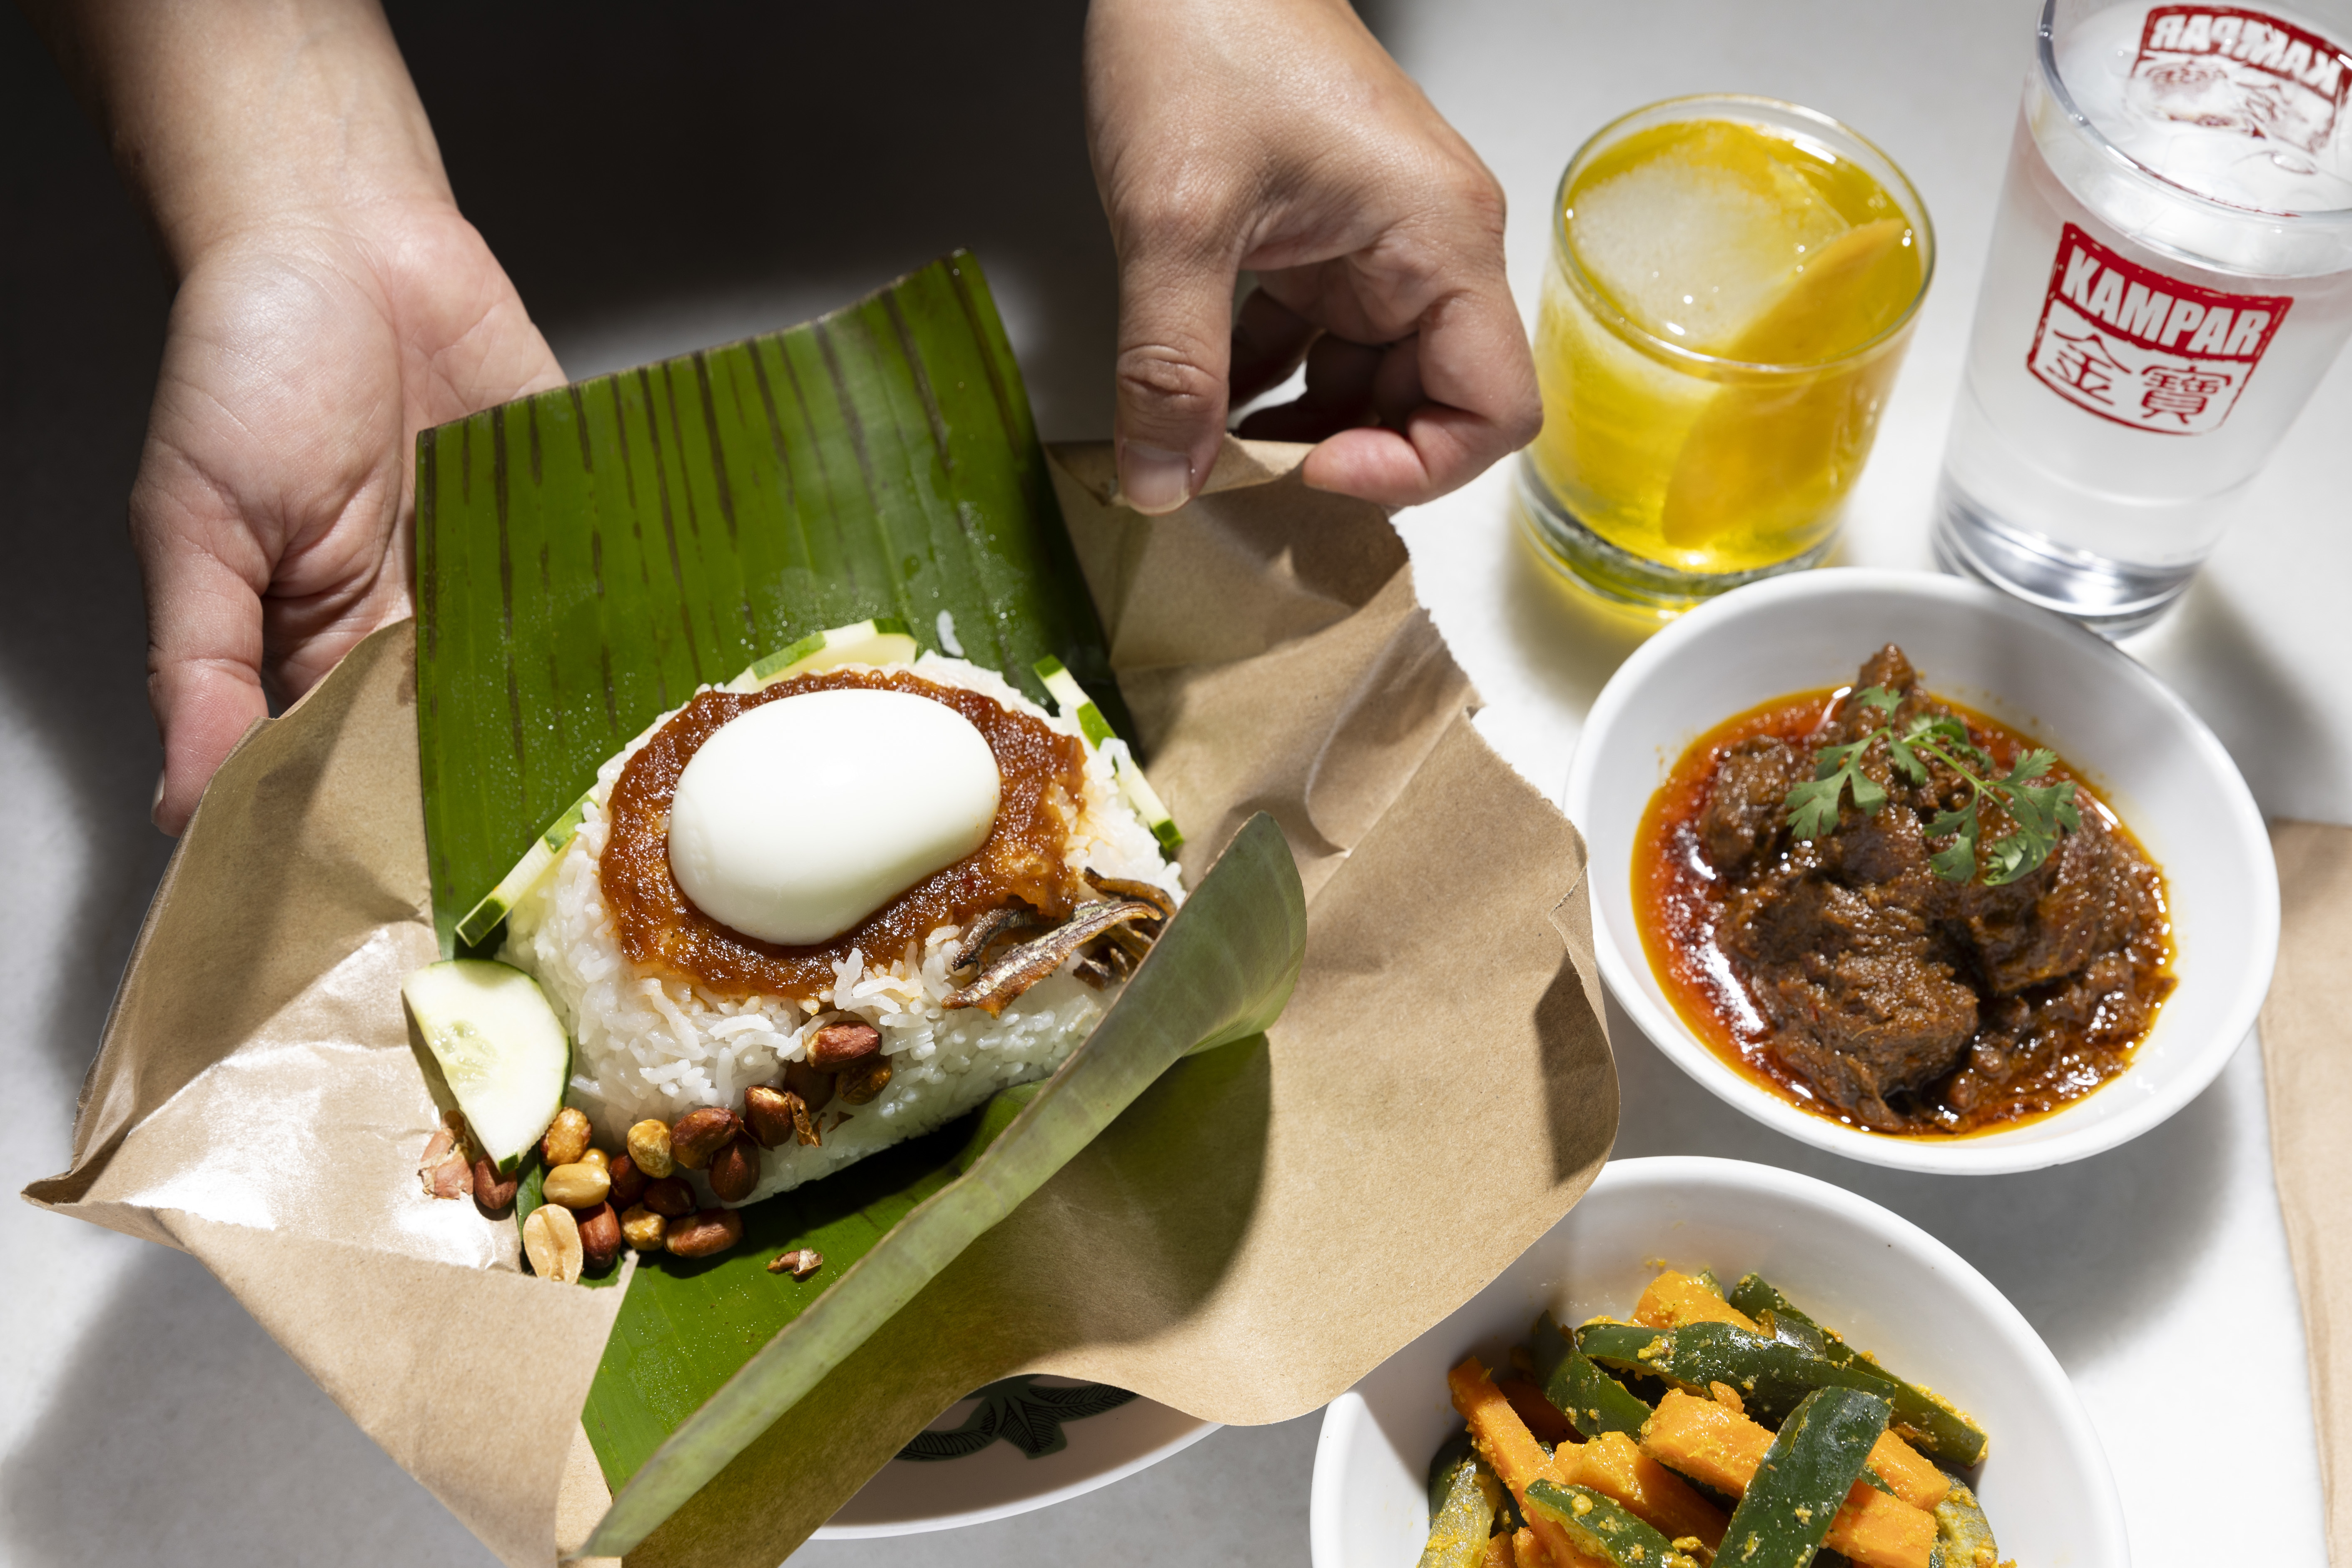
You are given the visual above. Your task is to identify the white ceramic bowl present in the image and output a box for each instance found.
[1308,1157,2125,1568]
[1563,568,2277,1174]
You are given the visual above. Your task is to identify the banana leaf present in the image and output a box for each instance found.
[412,253,1301,1550]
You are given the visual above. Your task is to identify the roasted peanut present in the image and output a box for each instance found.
[607,1153,648,1209]
[472,1157,519,1214]
[576,1202,622,1271]
[708,1135,762,1204]
[542,1107,593,1168]
[808,1019,882,1070]
[838,1055,893,1106]
[665,1207,744,1259]
[626,1118,675,1178]
[522,1204,584,1284]
[782,1059,835,1113]
[742,1086,798,1149]
[542,1160,611,1209]
[619,1205,667,1251]
[767,1247,825,1280]
[641,1176,695,1218]
[669,1106,743,1169]
[577,1146,610,1176]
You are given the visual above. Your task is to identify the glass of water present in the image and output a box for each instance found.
[1936,0,2352,635]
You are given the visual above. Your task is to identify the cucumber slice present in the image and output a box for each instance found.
[401,960,571,1173]
[1035,656,1183,851]
[1531,1313,1654,1439]
[1930,1480,1998,1568]
[1577,1319,1986,1467]
[1525,1480,1695,1568]
[1718,1387,1890,1568]
[1419,1435,1502,1568]
[454,790,595,950]
[728,616,919,691]
[1728,1275,1988,1466]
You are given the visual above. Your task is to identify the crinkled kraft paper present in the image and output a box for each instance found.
[2258,820,2352,1568]
[27,438,1618,1566]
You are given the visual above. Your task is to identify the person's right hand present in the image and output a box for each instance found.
[136,202,563,832]
[1085,0,1540,516]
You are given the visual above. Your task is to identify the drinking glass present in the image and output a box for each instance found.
[1520,95,1935,611]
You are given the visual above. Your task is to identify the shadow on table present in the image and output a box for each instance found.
[1605,993,2235,1365]
[0,11,179,1093]
[0,1245,497,1568]
[387,0,1117,442]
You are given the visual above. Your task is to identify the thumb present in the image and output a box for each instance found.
[1111,247,1239,516]
[137,516,270,835]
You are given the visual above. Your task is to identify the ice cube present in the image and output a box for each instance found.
[1570,126,1852,354]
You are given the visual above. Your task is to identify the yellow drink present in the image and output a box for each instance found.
[1522,100,1933,606]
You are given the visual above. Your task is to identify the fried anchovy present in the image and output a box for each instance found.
[948,904,1044,981]
[944,900,1160,1016]
[1082,868,1175,925]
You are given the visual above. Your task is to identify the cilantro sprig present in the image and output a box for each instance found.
[1782,685,2080,886]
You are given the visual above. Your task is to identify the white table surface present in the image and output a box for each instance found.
[4,2,2344,1565]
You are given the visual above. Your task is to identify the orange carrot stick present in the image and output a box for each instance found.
[1448,1356,1608,1568]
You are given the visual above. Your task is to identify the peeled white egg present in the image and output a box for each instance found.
[666,688,1001,946]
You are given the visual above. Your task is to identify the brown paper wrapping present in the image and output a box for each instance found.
[2260,819,2352,1567]
[27,438,1615,1566]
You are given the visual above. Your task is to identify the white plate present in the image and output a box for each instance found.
[814,1384,1216,1538]
[1308,1156,2126,1568]
[1563,568,2277,1174]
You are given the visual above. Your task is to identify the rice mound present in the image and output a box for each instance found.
[502,653,1181,1207]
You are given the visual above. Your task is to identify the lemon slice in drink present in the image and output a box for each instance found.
[1659,217,1916,551]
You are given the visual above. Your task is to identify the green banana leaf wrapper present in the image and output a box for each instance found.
[26,256,1616,1568]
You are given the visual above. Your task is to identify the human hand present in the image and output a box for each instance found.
[28,0,563,830]
[136,205,563,832]
[1084,0,1539,515]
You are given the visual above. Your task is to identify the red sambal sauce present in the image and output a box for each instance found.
[1634,686,2175,1137]
[600,668,1091,1003]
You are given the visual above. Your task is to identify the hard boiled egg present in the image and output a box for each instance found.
[666,688,1000,946]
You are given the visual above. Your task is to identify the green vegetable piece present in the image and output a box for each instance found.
[1526,1479,1694,1568]
[1779,686,2079,886]
[1419,1435,1502,1568]
[1694,1268,1727,1298]
[1719,1387,1890,1568]
[1930,1480,1998,1568]
[400,959,572,1172]
[1036,655,1182,849]
[1724,1276,1988,1467]
[1576,1319,1986,1468]
[1532,1314,1655,1438]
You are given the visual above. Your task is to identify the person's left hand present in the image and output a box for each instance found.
[1084,0,1540,515]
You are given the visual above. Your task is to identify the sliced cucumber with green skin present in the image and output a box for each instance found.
[726,616,919,691]
[1929,1480,1997,1568]
[1526,1479,1693,1568]
[453,619,923,949]
[1727,1276,1988,1467]
[1532,1313,1655,1438]
[1420,1435,1502,1568]
[1719,1387,1890,1568]
[1035,656,1182,851]
[401,960,571,1173]
[454,789,596,950]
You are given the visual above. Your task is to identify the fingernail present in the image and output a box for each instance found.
[1119,443,1193,516]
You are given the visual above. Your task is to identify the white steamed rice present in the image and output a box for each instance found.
[501,652,1180,1206]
